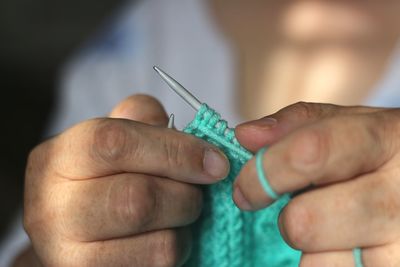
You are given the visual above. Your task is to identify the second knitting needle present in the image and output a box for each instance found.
[153,66,202,111]
[167,113,175,129]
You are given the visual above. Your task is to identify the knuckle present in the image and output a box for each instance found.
[111,178,156,233]
[163,136,189,170]
[281,200,315,250]
[152,230,181,267]
[369,111,400,158]
[92,119,137,163]
[290,102,323,120]
[288,127,329,176]
[370,174,400,223]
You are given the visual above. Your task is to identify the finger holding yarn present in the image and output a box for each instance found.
[233,114,391,211]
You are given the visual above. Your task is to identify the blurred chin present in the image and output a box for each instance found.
[281,1,378,44]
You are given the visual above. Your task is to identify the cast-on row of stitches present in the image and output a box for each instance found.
[185,104,252,161]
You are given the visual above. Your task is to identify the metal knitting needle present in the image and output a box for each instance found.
[167,113,175,128]
[155,66,235,139]
[153,66,202,111]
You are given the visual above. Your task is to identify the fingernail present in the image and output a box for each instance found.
[233,185,253,210]
[203,148,229,180]
[245,117,277,129]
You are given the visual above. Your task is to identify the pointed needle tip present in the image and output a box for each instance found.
[167,113,175,128]
[152,66,202,111]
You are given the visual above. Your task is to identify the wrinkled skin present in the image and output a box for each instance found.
[234,102,400,267]
[24,97,400,267]
[22,95,229,267]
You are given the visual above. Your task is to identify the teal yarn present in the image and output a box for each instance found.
[256,147,280,200]
[353,248,364,267]
[183,104,301,267]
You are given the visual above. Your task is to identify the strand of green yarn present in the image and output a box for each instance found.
[183,104,301,267]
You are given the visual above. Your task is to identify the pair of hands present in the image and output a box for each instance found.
[23,95,400,266]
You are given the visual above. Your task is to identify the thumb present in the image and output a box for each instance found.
[109,94,168,126]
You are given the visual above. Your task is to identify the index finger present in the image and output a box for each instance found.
[34,118,230,184]
[235,102,385,152]
[233,112,394,210]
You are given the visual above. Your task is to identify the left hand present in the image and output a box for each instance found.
[233,102,400,267]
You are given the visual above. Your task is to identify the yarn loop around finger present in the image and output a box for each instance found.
[256,147,280,200]
[353,248,364,267]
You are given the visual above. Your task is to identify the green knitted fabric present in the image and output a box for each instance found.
[183,104,301,267]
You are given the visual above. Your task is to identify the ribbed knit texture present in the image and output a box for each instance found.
[183,104,301,267]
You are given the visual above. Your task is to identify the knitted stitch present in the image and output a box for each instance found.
[183,104,301,267]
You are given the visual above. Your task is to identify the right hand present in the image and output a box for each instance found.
[23,95,230,267]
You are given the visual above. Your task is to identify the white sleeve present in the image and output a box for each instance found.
[0,213,28,267]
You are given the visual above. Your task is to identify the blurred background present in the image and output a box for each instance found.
[0,0,127,241]
[2,1,400,265]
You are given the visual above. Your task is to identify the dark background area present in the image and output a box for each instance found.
[0,0,126,241]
